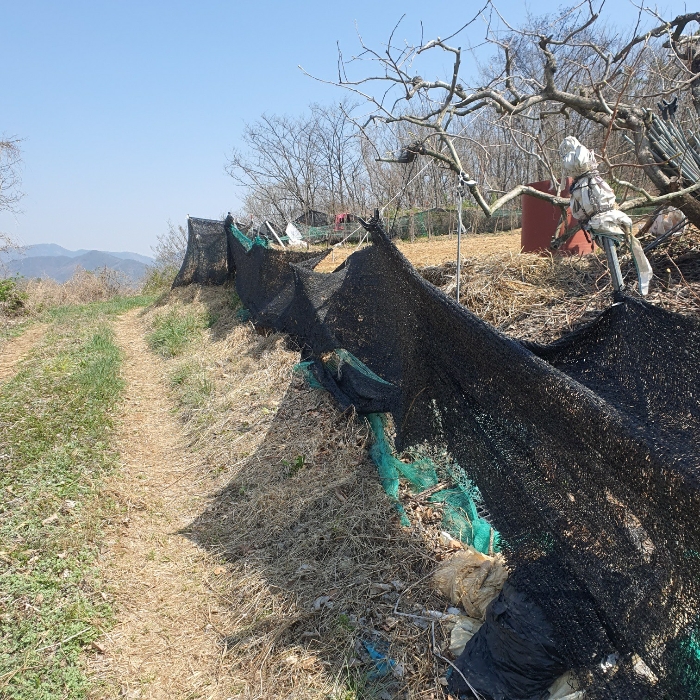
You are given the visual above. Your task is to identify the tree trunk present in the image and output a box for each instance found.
[674,192,700,229]
[689,45,700,119]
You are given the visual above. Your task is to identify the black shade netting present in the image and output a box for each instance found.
[218,215,700,697]
[173,217,231,287]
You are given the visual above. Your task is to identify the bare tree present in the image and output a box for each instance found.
[310,3,700,226]
[0,137,22,214]
[226,102,372,223]
[151,220,189,271]
[0,137,24,269]
[227,113,320,222]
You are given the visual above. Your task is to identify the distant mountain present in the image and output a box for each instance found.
[0,244,153,266]
[3,251,149,284]
[3,243,80,259]
[75,249,154,265]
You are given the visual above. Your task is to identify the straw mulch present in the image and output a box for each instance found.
[313,231,522,273]
[417,225,700,343]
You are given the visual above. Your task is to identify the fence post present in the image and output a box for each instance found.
[456,177,464,303]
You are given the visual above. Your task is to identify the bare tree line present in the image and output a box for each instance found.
[227,2,700,230]
[0,136,23,258]
[0,137,22,215]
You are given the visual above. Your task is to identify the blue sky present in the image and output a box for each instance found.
[0,0,691,255]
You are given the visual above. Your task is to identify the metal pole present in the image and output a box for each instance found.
[602,236,625,293]
[456,177,463,303]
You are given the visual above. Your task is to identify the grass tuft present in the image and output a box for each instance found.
[169,361,213,407]
[147,308,210,357]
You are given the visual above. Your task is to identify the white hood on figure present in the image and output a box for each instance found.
[560,136,598,179]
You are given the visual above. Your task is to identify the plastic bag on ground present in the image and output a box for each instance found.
[547,671,584,699]
[649,206,685,238]
[433,547,508,621]
[449,615,483,656]
[448,581,566,700]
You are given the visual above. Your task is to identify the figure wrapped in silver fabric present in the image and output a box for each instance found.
[559,136,652,295]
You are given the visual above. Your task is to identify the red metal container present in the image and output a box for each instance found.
[520,179,594,255]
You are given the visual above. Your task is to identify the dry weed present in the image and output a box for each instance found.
[121,226,699,697]
[21,267,134,313]
[313,231,522,273]
[136,285,463,699]
[419,244,699,343]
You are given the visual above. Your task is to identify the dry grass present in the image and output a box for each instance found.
[314,226,699,344]
[91,285,469,699]
[313,231,522,273]
[91,308,232,699]
[419,251,612,343]
[413,229,700,343]
[91,224,700,698]
[1,267,141,344]
[20,267,135,314]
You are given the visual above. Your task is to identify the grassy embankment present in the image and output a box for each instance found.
[141,286,444,699]
[0,296,152,699]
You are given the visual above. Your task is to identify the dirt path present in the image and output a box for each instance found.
[0,324,47,382]
[91,310,231,700]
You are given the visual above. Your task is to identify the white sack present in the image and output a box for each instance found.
[570,176,617,222]
[560,136,653,295]
[628,235,653,296]
[649,207,686,238]
[589,209,633,237]
[285,222,306,247]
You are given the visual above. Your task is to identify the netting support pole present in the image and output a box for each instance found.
[601,236,625,293]
[456,174,465,303]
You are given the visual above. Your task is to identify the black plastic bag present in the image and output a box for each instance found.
[449,581,566,700]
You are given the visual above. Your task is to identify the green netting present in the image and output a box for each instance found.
[292,350,500,553]
[304,225,335,240]
[293,361,324,389]
[228,222,269,252]
[431,490,493,553]
[366,413,411,526]
[325,349,394,386]
[667,626,700,698]
[296,224,363,244]
[367,413,500,554]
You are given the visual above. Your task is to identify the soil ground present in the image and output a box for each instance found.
[89,310,235,699]
[0,324,47,382]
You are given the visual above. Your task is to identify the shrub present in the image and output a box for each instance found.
[141,264,180,295]
[0,276,28,316]
[141,221,188,294]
